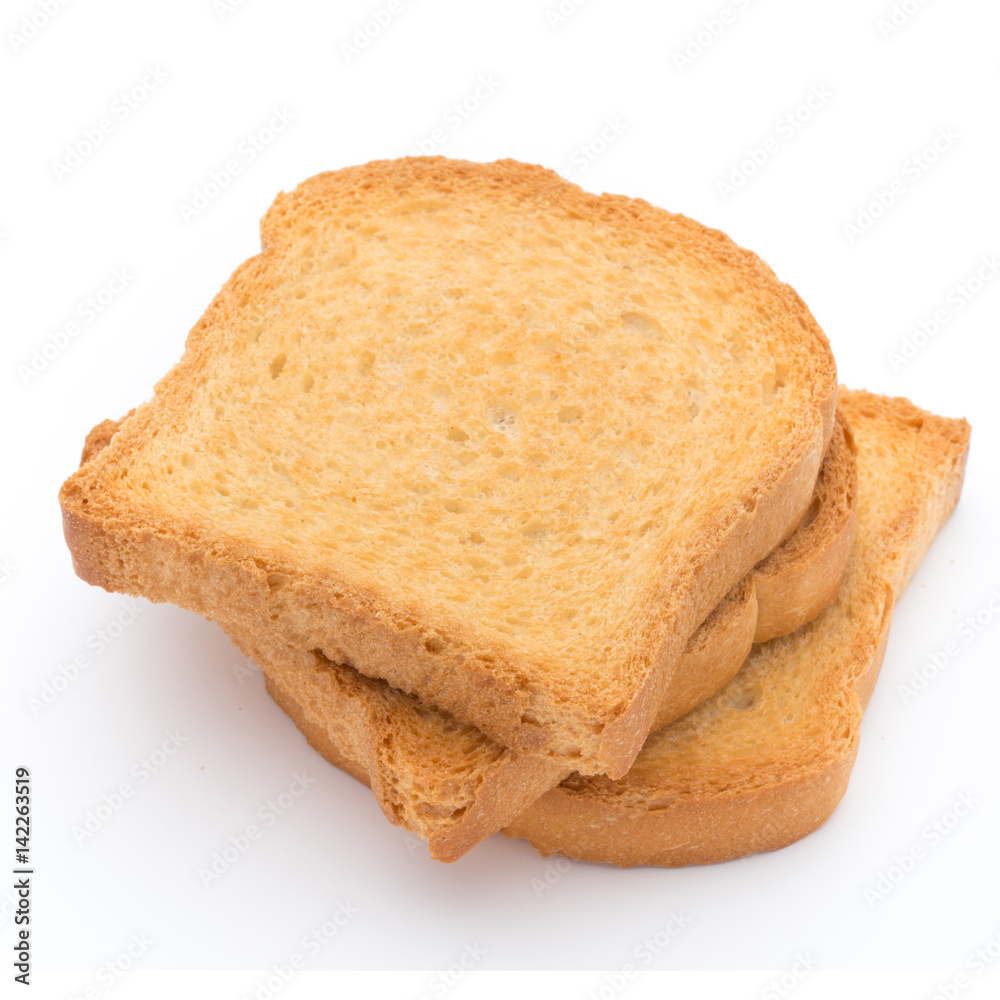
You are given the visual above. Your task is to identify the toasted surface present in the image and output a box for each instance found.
[502,390,970,866]
[59,157,836,774]
[79,408,854,861]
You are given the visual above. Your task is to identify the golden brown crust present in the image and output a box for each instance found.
[504,751,861,868]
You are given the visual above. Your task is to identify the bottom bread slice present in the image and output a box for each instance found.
[502,389,970,865]
[80,410,856,862]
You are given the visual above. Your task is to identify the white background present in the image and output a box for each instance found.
[3,0,1000,990]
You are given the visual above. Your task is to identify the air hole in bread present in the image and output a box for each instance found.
[490,409,517,433]
[645,797,674,812]
[687,386,705,421]
[520,520,548,540]
[621,311,662,336]
[419,634,445,656]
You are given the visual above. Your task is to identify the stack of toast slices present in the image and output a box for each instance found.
[59,158,971,866]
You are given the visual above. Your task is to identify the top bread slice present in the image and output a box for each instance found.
[59,157,837,776]
[503,390,971,866]
[77,407,856,862]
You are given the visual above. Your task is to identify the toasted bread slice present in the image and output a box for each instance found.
[79,409,855,861]
[60,158,837,775]
[502,390,970,865]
